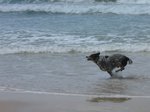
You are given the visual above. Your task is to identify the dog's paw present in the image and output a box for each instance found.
[115,70,119,72]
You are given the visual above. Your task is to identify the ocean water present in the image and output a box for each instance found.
[0,0,150,96]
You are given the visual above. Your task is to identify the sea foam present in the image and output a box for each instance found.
[0,1,150,15]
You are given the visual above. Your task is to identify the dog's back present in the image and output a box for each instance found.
[98,54,133,75]
[109,54,132,67]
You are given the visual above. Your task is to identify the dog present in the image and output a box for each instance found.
[86,52,133,77]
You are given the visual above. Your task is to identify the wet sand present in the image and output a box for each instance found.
[0,92,150,112]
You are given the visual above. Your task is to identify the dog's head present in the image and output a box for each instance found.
[86,52,100,61]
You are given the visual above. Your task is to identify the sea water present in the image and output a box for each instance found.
[0,0,150,96]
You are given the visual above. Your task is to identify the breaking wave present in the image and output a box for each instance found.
[0,0,150,4]
[0,0,150,14]
[0,0,116,4]
[1,31,150,54]
[1,44,150,54]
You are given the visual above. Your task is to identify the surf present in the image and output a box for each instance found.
[0,1,150,15]
[0,0,150,4]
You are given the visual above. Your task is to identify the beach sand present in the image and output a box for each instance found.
[0,92,150,112]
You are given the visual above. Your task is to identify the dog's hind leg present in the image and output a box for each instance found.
[115,59,127,72]
[115,67,125,72]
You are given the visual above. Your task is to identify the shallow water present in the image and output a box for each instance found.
[1,0,150,96]
[0,53,150,96]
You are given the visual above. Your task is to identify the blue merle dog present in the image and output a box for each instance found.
[86,52,133,77]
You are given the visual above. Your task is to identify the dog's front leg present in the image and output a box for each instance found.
[107,71,113,77]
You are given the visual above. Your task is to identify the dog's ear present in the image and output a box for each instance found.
[86,52,100,61]
[95,52,100,56]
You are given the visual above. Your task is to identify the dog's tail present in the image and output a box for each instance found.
[127,57,133,64]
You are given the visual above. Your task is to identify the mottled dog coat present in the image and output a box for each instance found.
[86,52,133,77]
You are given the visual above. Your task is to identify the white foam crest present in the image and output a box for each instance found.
[118,0,150,4]
[0,0,94,4]
[0,43,150,54]
[0,3,150,15]
[1,0,150,5]
[1,31,150,54]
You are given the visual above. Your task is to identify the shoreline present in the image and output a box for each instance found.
[2,90,150,98]
[0,91,150,112]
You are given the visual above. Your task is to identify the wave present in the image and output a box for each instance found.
[0,43,150,54]
[0,0,150,4]
[1,32,150,54]
[0,3,150,15]
[0,0,116,4]
[118,0,150,4]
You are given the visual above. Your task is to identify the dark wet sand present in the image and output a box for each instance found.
[0,92,150,112]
